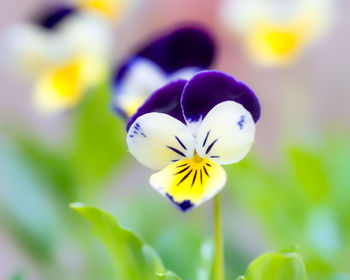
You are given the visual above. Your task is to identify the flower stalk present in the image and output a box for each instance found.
[213,193,224,280]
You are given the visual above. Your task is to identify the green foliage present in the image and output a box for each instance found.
[240,251,307,280]
[68,79,128,192]
[71,203,182,280]
[118,194,212,280]
[157,272,182,280]
[0,79,128,278]
[0,139,62,262]
[4,78,127,201]
[9,272,24,280]
[11,135,77,203]
[289,148,329,203]
[226,135,350,278]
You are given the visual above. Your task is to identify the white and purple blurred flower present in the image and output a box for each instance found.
[126,71,261,212]
[112,27,216,118]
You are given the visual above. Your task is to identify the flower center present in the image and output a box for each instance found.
[193,150,203,163]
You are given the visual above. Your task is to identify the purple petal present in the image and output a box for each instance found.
[166,194,194,212]
[137,27,215,74]
[114,26,215,84]
[181,71,261,123]
[34,5,76,29]
[126,79,187,131]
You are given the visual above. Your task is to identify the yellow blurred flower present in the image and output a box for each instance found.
[34,56,105,112]
[1,8,113,113]
[76,0,128,21]
[220,0,335,66]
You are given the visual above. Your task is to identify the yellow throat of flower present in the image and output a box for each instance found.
[122,96,145,118]
[34,60,85,112]
[246,23,306,65]
[193,150,204,163]
[79,0,125,20]
[150,152,226,208]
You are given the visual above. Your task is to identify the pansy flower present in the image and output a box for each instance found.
[126,71,260,211]
[113,27,215,118]
[2,4,113,112]
[220,0,334,66]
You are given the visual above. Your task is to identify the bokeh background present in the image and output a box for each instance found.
[1,0,350,279]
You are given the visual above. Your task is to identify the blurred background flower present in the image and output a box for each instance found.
[0,0,350,280]
[113,26,215,118]
[220,0,335,66]
[0,0,134,112]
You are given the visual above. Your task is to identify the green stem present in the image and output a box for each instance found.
[213,194,224,280]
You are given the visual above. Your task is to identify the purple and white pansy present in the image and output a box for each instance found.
[126,70,261,212]
[112,27,216,118]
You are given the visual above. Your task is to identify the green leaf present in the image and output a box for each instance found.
[242,251,307,280]
[157,271,182,280]
[71,203,167,280]
[69,78,128,192]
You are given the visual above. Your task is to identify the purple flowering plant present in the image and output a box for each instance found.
[1,1,324,279]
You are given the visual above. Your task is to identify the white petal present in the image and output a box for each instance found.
[168,66,199,82]
[115,58,167,117]
[1,23,51,76]
[127,113,195,170]
[196,101,255,165]
[57,12,113,60]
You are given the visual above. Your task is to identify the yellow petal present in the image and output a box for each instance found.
[122,96,147,117]
[150,156,226,211]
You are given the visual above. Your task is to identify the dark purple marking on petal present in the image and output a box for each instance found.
[34,5,76,29]
[166,193,194,212]
[173,166,190,175]
[177,169,193,186]
[205,138,218,154]
[128,122,147,139]
[167,146,186,158]
[191,170,198,187]
[126,79,187,131]
[181,71,261,124]
[203,165,209,177]
[113,26,215,88]
[175,136,187,150]
[202,130,210,147]
[238,115,245,130]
